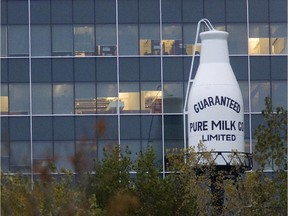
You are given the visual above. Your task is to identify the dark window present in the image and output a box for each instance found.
[161,0,182,23]
[120,116,141,139]
[8,25,29,56]
[9,117,30,141]
[249,0,269,22]
[269,0,287,22]
[141,115,162,140]
[52,58,74,82]
[53,83,74,114]
[7,0,28,24]
[31,0,51,24]
[74,25,95,56]
[74,58,96,81]
[139,0,160,23]
[96,58,117,81]
[32,59,52,82]
[52,25,73,56]
[183,56,199,82]
[118,0,138,23]
[271,56,287,79]
[75,116,97,140]
[119,24,138,55]
[32,83,52,114]
[33,117,53,141]
[182,0,203,23]
[250,57,270,80]
[164,115,183,139]
[1,59,8,83]
[95,0,116,23]
[8,59,29,82]
[9,84,30,114]
[230,57,248,80]
[227,24,248,54]
[163,57,183,81]
[1,0,7,24]
[97,116,118,140]
[140,58,161,81]
[119,58,140,81]
[226,0,247,22]
[73,0,94,23]
[51,0,72,24]
[31,25,51,56]
[53,117,75,140]
[204,0,225,23]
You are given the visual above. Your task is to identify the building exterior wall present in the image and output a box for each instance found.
[1,0,287,174]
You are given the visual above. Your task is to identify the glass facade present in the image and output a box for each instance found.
[1,0,287,174]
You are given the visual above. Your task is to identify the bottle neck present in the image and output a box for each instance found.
[199,31,230,64]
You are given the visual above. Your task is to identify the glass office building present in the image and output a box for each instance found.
[1,0,287,174]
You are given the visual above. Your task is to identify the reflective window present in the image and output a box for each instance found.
[96,58,117,81]
[272,81,287,109]
[238,81,249,112]
[33,117,53,140]
[139,0,160,23]
[9,84,30,115]
[52,25,73,56]
[75,116,97,140]
[74,58,96,81]
[52,58,74,82]
[8,59,29,82]
[31,25,51,56]
[140,58,161,81]
[163,82,183,113]
[53,117,75,140]
[226,0,247,22]
[141,82,162,113]
[118,0,138,23]
[119,24,138,55]
[1,59,8,82]
[95,0,116,23]
[1,84,8,114]
[163,57,183,81]
[230,57,248,80]
[250,57,270,80]
[9,117,30,140]
[119,58,140,81]
[204,0,225,22]
[161,0,182,23]
[249,0,269,22]
[75,140,97,171]
[1,0,7,24]
[120,116,141,139]
[164,115,183,139]
[7,0,28,24]
[73,0,94,23]
[8,25,29,56]
[139,24,160,55]
[96,24,117,56]
[271,56,287,79]
[96,83,117,114]
[269,0,287,22]
[1,25,7,56]
[31,0,51,24]
[227,24,248,54]
[10,142,30,172]
[32,84,52,114]
[270,23,287,54]
[75,83,96,114]
[249,23,269,54]
[183,24,201,55]
[33,141,53,170]
[250,81,270,112]
[119,83,140,113]
[31,59,52,82]
[182,0,203,23]
[141,115,162,140]
[74,25,95,56]
[96,116,118,140]
[162,24,182,55]
[51,0,72,24]
[53,83,74,114]
[54,141,74,171]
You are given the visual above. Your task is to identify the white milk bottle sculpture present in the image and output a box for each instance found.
[188,30,244,165]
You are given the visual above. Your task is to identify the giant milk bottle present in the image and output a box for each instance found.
[188,30,244,165]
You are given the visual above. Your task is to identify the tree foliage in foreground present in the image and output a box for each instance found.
[1,97,287,215]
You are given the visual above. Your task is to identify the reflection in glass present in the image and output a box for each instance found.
[163,82,183,113]
[238,81,249,112]
[53,83,74,114]
[162,24,182,55]
[74,25,95,56]
[119,83,140,113]
[250,81,270,112]
[96,25,117,56]
[1,25,7,56]
[139,24,160,55]
[52,25,73,56]
[272,81,287,108]
[183,24,201,55]
[32,84,52,114]
[75,83,96,114]
[141,82,162,113]
[249,23,269,54]
[119,24,138,55]
[97,83,118,113]
[227,23,248,54]
[8,25,29,56]
[270,23,287,54]
[31,25,51,56]
[9,84,30,115]
[10,142,31,172]
[33,141,53,171]
[54,141,74,171]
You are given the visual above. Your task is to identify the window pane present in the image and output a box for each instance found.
[119,57,140,81]
[53,83,74,114]
[139,0,160,23]
[10,142,30,172]
[51,0,72,24]
[139,24,160,55]
[118,0,138,23]
[249,0,269,22]
[53,117,75,140]
[8,25,29,56]
[73,0,94,23]
[163,57,183,81]
[183,24,201,55]
[9,84,29,115]
[31,59,52,82]
[163,82,183,113]
[1,25,7,56]
[97,83,117,114]
[52,25,73,56]
[54,141,74,171]
[269,0,287,22]
[250,57,270,80]
[95,0,116,23]
[75,116,97,140]
[96,58,117,81]
[239,81,249,112]
[9,117,30,141]
[271,56,287,79]
[75,83,96,114]
[7,0,28,24]
[182,0,203,23]
[52,58,74,82]
[249,23,269,54]
[31,25,51,56]
[33,141,53,170]
[119,83,140,113]
[74,25,95,56]
[119,24,138,55]
[161,0,182,23]
[32,83,52,114]
[272,81,287,109]
[141,115,162,139]
[74,58,96,81]
[230,57,248,80]
[227,24,248,54]
[204,0,225,22]
[120,116,141,139]
[96,24,117,56]
[1,84,8,114]
[8,58,29,82]
[31,0,51,24]
[164,115,183,139]
[141,82,162,113]
[162,24,182,55]
[250,81,270,112]
[226,0,247,22]
[140,58,161,81]
[32,117,53,140]
[270,23,287,54]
